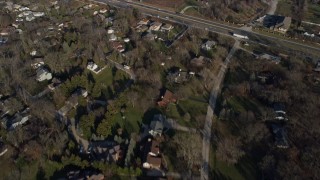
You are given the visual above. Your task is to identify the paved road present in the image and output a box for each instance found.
[201,41,239,180]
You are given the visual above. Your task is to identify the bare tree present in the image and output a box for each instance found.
[173,133,202,169]
[216,137,245,165]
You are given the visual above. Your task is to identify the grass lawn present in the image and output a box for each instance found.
[209,149,260,180]
[92,67,114,87]
[114,106,144,134]
[227,96,262,115]
[166,96,208,127]
[92,67,129,98]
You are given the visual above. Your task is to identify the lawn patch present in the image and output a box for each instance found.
[114,107,144,134]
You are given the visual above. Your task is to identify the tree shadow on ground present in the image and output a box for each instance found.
[142,108,162,125]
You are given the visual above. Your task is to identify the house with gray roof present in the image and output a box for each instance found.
[149,114,165,137]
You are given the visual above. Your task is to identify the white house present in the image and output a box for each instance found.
[26,14,35,21]
[36,68,52,81]
[201,40,217,50]
[87,61,102,74]
[99,9,108,14]
[137,19,150,26]
[87,61,98,71]
[107,28,114,34]
[109,34,117,41]
[161,24,174,31]
[31,58,44,69]
[22,10,32,16]
[149,22,162,31]
[33,12,45,17]
[123,38,130,43]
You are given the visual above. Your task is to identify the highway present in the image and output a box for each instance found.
[98,0,320,55]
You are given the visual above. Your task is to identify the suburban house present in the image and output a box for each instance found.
[143,139,162,169]
[58,88,88,117]
[33,12,45,17]
[123,38,130,43]
[109,34,117,41]
[149,114,165,137]
[36,67,52,82]
[273,103,288,121]
[201,40,217,50]
[107,28,114,34]
[0,141,8,157]
[111,41,125,53]
[1,108,30,130]
[167,69,190,84]
[26,14,35,21]
[157,90,177,107]
[149,22,163,31]
[99,8,108,14]
[190,56,208,67]
[104,17,114,25]
[136,25,149,32]
[30,58,44,69]
[87,61,101,74]
[263,15,292,33]
[161,24,174,31]
[137,19,150,26]
[143,32,158,41]
[90,144,123,163]
[255,52,281,64]
[271,124,289,148]
[48,78,62,90]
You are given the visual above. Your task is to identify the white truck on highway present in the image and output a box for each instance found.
[233,33,249,39]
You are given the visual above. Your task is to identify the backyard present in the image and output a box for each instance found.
[166,96,207,127]
[91,66,130,99]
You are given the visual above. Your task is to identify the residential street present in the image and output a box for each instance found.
[201,41,239,180]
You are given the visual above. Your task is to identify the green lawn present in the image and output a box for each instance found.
[227,96,262,115]
[92,67,129,99]
[166,96,208,127]
[93,67,114,87]
[114,106,144,134]
[209,145,260,180]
